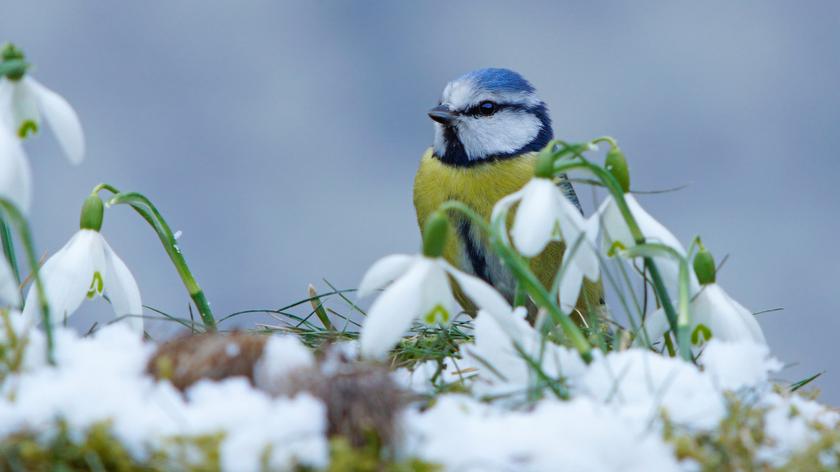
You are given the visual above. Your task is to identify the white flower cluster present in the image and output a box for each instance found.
[359,168,767,358]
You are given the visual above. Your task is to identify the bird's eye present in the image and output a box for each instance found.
[478,101,497,116]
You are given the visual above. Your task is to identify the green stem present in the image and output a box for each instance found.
[92,183,121,195]
[513,282,527,307]
[103,188,216,331]
[591,136,619,149]
[676,259,691,358]
[439,200,593,363]
[0,216,21,288]
[0,199,54,364]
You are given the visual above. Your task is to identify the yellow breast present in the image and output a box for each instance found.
[413,147,537,228]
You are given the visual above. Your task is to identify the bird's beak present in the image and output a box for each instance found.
[428,105,457,125]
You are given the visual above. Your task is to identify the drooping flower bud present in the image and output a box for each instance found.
[422,211,449,258]
[1,43,28,81]
[79,194,104,231]
[605,147,630,193]
[693,247,716,285]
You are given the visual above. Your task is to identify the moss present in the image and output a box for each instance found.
[0,420,225,472]
[662,391,840,472]
[663,393,768,471]
[151,432,224,471]
[0,421,144,472]
[782,422,840,471]
[326,438,439,472]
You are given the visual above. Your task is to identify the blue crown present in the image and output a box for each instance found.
[460,68,535,94]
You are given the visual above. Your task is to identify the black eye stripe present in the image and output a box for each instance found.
[463,102,529,117]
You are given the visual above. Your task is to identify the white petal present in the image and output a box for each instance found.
[467,310,529,384]
[559,262,584,313]
[555,194,586,240]
[419,262,459,324]
[22,230,102,326]
[693,284,765,344]
[0,128,32,213]
[625,194,685,255]
[726,293,767,345]
[359,260,431,359]
[9,79,39,135]
[0,252,20,306]
[27,77,85,164]
[101,238,144,333]
[490,186,524,224]
[0,79,14,129]
[695,284,766,345]
[597,196,634,249]
[357,254,414,298]
[565,221,600,284]
[511,179,560,256]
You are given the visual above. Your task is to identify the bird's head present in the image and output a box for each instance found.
[429,68,552,166]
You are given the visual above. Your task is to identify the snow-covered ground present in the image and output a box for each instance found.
[0,313,836,471]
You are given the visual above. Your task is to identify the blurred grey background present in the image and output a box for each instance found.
[2,2,838,401]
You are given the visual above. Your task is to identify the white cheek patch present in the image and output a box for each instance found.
[433,124,447,157]
[456,109,542,160]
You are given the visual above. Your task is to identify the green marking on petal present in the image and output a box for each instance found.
[87,272,104,299]
[423,304,450,325]
[691,323,712,345]
[607,240,627,258]
[552,220,562,240]
[18,120,38,139]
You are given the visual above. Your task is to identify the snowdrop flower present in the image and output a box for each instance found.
[0,44,84,164]
[22,195,143,333]
[358,213,513,359]
[492,175,600,310]
[595,147,697,297]
[646,248,765,345]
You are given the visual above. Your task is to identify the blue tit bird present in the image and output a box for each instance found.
[413,68,603,321]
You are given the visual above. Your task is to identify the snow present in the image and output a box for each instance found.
[699,339,783,391]
[252,334,315,395]
[0,324,328,470]
[576,348,726,431]
[403,394,680,471]
[184,378,327,471]
[0,315,835,471]
[758,393,840,466]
